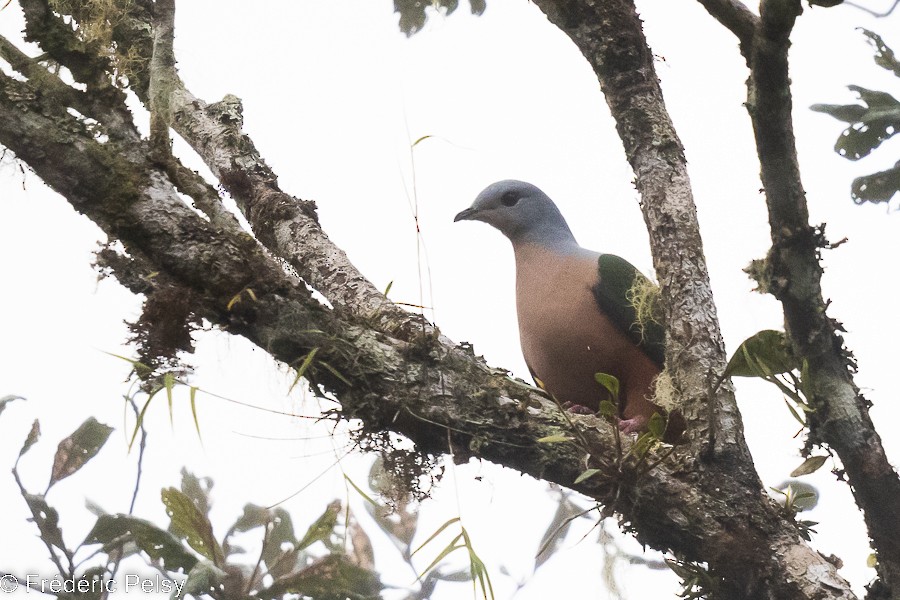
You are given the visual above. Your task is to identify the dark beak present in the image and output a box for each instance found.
[454,207,478,222]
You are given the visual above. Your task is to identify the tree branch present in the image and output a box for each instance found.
[148,0,175,159]
[746,0,900,592]
[695,0,758,54]
[71,0,418,330]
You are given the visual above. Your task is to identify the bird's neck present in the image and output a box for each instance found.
[512,225,580,254]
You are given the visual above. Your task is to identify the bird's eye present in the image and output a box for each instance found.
[500,191,519,207]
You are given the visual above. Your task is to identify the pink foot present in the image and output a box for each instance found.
[618,415,648,434]
[561,402,595,415]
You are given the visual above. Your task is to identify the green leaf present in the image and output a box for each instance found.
[230,504,271,533]
[178,468,213,517]
[344,474,378,506]
[574,469,601,485]
[256,554,382,600]
[810,103,867,122]
[19,419,41,458]
[851,163,900,204]
[594,373,620,400]
[784,399,806,426]
[411,517,461,558]
[861,29,900,77]
[48,418,113,490]
[101,351,154,379]
[189,386,202,442]
[648,412,666,439]
[164,372,176,426]
[178,561,225,599]
[289,347,319,392]
[536,434,571,443]
[264,508,299,575]
[790,455,828,477]
[395,0,484,36]
[162,488,223,565]
[461,528,494,600]
[24,494,66,552]
[297,500,341,551]
[725,330,799,378]
[84,514,198,572]
[417,532,465,579]
[0,394,24,419]
[228,502,298,575]
[129,388,159,451]
[598,400,617,417]
[813,86,900,161]
[317,360,352,386]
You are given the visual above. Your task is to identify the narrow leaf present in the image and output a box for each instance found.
[317,360,352,386]
[19,419,41,458]
[128,389,158,451]
[289,347,319,392]
[226,293,242,311]
[344,474,378,506]
[411,517,461,557]
[189,386,202,441]
[783,399,806,426]
[0,394,24,419]
[164,372,176,426]
[537,434,571,443]
[101,351,153,379]
[417,534,464,578]
[790,455,828,477]
[574,469,601,485]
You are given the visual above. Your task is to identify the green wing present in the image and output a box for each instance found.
[592,254,665,367]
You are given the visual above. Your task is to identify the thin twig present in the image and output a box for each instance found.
[11,466,71,578]
[844,0,898,16]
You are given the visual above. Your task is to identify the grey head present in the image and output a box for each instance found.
[454,180,577,249]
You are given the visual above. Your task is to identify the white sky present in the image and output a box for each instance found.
[1,1,899,598]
